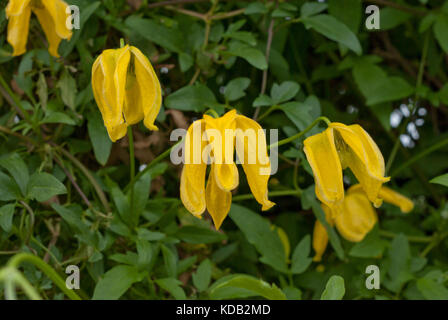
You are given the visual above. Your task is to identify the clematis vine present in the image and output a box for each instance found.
[312,185,414,261]
[91,44,162,142]
[180,109,275,229]
[304,122,390,214]
[5,0,73,57]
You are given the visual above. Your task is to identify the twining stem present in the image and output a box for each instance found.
[124,138,184,193]
[378,230,432,243]
[233,189,301,201]
[268,116,330,150]
[386,31,429,173]
[128,126,136,225]
[0,267,42,300]
[0,71,31,124]
[391,136,448,177]
[1,253,82,300]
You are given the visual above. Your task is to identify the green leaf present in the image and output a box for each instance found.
[57,69,77,110]
[136,239,153,270]
[252,94,273,107]
[312,202,345,260]
[434,14,448,53]
[192,259,212,292]
[417,271,448,300]
[228,204,288,273]
[178,52,193,72]
[430,173,448,187]
[290,235,312,274]
[280,95,321,131]
[328,0,361,33]
[224,77,251,101]
[175,226,226,244]
[0,153,29,196]
[0,203,15,232]
[244,2,268,15]
[301,2,327,18]
[131,170,152,226]
[26,172,67,202]
[155,278,186,300]
[161,244,177,278]
[380,8,412,30]
[227,44,268,70]
[42,112,76,125]
[125,16,183,53]
[353,60,413,105]
[87,111,112,166]
[270,81,300,104]
[349,226,388,258]
[92,265,144,300]
[302,14,362,55]
[210,275,286,300]
[165,84,217,112]
[321,275,345,300]
[0,171,21,201]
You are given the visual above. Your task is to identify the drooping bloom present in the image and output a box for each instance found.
[180,109,275,229]
[5,0,73,57]
[312,185,414,261]
[304,122,390,214]
[91,45,162,142]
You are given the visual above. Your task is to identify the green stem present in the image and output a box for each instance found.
[6,253,82,300]
[257,105,280,122]
[124,138,184,193]
[379,230,432,243]
[268,116,330,150]
[386,31,429,173]
[0,71,31,123]
[233,189,301,201]
[391,136,448,177]
[128,127,136,225]
[55,144,111,213]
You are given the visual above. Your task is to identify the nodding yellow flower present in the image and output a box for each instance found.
[312,184,414,261]
[6,0,73,57]
[304,122,390,214]
[180,109,275,229]
[91,45,162,142]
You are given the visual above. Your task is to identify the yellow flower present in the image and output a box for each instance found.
[6,0,73,57]
[312,185,414,261]
[91,45,162,142]
[180,109,275,229]
[303,122,390,214]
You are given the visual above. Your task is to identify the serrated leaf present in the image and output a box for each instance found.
[270,81,300,104]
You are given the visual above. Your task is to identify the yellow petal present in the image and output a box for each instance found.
[204,110,239,191]
[335,192,377,242]
[39,0,72,40]
[206,165,232,229]
[234,114,275,211]
[180,120,207,216]
[6,5,31,56]
[33,6,62,57]
[312,205,332,262]
[331,123,390,207]
[379,186,414,213]
[6,0,31,17]
[303,127,344,209]
[91,47,130,141]
[129,46,162,131]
